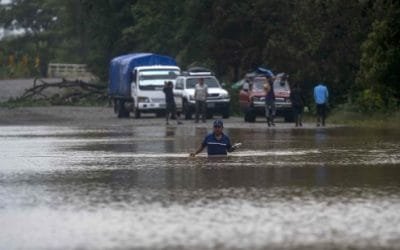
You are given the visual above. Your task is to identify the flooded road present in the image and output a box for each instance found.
[1,120,400,249]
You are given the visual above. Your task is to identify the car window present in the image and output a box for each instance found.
[252,79,266,91]
[138,69,180,90]
[175,79,184,89]
[186,77,220,89]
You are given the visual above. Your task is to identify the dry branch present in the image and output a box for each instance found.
[20,78,107,104]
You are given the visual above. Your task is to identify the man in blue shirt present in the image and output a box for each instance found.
[190,119,237,156]
[313,82,329,126]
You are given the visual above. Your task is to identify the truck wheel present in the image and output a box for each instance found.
[183,100,192,120]
[113,100,118,114]
[117,100,130,118]
[130,101,140,118]
[134,108,141,118]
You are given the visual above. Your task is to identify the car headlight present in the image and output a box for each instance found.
[220,92,229,99]
[138,96,150,103]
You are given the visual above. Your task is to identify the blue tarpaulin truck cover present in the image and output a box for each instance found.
[108,53,177,97]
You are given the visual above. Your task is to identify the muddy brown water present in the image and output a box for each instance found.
[1,119,400,249]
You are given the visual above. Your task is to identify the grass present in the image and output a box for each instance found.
[328,108,400,128]
[0,98,51,108]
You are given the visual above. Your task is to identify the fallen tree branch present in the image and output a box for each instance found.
[20,78,108,104]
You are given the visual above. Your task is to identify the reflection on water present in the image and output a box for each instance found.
[0,125,400,249]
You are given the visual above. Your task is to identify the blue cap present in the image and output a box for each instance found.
[213,119,223,127]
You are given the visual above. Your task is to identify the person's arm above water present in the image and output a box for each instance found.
[228,142,242,152]
[190,143,206,157]
[226,136,242,153]
[190,136,207,157]
[225,136,233,153]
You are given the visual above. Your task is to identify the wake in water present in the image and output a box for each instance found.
[100,149,321,158]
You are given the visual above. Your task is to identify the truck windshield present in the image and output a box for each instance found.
[252,78,267,91]
[138,69,180,90]
[186,77,220,89]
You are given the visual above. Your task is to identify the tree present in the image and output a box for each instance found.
[80,0,137,79]
[355,0,400,111]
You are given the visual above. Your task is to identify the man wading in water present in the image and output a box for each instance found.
[190,119,240,157]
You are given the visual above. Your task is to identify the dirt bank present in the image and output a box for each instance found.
[0,105,337,130]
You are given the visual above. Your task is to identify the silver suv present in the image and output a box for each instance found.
[174,68,230,119]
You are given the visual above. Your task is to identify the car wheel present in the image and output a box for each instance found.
[183,100,192,120]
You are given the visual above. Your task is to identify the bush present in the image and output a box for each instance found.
[356,88,384,112]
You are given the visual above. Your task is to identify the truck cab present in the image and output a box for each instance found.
[131,66,180,118]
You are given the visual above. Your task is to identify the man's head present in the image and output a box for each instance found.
[199,78,204,85]
[213,119,224,135]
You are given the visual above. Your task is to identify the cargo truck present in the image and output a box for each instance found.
[108,53,180,118]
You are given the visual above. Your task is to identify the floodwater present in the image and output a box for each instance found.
[1,123,400,250]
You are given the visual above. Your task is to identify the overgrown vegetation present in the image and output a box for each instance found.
[329,105,400,128]
[0,0,399,113]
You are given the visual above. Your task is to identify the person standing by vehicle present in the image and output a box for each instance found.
[163,81,182,125]
[264,78,276,127]
[290,83,305,127]
[194,78,208,123]
[313,82,329,126]
[190,119,239,157]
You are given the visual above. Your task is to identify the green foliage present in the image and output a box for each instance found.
[329,105,400,128]
[0,97,51,108]
[355,1,400,112]
[356,88,384,112]
[1,0,399,113]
